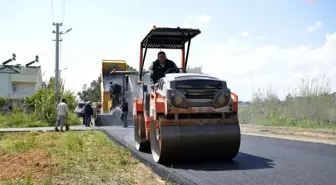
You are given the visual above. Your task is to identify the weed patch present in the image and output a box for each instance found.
[239,75,336,129]
[0,112,81,128]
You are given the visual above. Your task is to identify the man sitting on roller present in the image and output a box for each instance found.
[149,51,179,89]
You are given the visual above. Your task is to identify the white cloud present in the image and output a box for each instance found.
[256,35,268,39]
[183,14,212,28]
[196,14,212,25]
[307,20,322,32]
[241,32,249,37]
[140,14,212,31]
[198,32,336,100]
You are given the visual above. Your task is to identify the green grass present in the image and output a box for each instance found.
[0,131,167,185]
[238,75,336,129]
[0,112,81,128]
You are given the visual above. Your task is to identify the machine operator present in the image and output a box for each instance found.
[149,51,179,89]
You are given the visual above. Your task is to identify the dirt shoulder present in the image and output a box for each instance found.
[0,131,169,185]
[240,124,336,145]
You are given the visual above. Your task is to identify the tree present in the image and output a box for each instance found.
[77,76,102,102]
[126,64,137,71]
[128,64,150,74]
[186,65,204,74]
[145,65,205,74]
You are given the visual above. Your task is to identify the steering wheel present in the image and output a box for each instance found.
[164,68,184,75]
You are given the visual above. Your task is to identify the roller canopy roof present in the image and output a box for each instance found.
[140,26,201,49]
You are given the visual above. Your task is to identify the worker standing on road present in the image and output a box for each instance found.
[120,98,129,127]
[55,98,69,132]
[83,101,94,127]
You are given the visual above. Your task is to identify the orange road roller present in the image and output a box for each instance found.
[133,26,241,164]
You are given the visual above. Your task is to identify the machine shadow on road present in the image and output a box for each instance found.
[169,152,275,171]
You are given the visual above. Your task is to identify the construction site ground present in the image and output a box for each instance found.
[1,122,335,185]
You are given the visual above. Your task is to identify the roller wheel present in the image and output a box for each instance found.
[223,114,241,161]
[134,113,150,152]
[150,115,170,164]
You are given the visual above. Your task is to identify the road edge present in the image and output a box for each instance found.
[0,128,98,133]
[98,128,197,185]
[240,124,336,145]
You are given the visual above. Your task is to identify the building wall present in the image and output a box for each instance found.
[11,74,37,83]
[0,73,10,97]
[0,66,43,100]
[36,69,42,89]
[10,82,36,100]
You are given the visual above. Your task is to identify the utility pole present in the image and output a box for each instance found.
[52,23,72,104]
[53,22,62,104]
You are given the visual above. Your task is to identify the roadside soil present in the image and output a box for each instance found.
[0,150,167,185]
[240,124,336,145]
[0,131,169,185]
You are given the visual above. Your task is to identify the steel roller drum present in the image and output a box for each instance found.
[150,116,241,164]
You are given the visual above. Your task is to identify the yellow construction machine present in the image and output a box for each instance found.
[96,59,138,126]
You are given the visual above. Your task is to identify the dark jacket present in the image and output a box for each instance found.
[120,101,128,112]
[149,59,179,85]
[110,83,121,94]
[83,104,94,116]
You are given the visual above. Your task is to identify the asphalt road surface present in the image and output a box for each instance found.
[101,124,336,185]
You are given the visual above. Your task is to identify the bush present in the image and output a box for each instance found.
[0,97,9,108]
[23,77,79,125]
[239,75,336,129]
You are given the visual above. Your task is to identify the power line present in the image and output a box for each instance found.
[60,0,66,76]
[51,0,71,103]
[50,0,55,22]
[61,0,66,24]
[59,36,63,74]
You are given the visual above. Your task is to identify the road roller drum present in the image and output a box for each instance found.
[134,113,150,152]
[150,115,241,164]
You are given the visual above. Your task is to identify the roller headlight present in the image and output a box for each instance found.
[218,96,225,104]
[213,89,230,108]
[167,89,188,108]
[175,96,183,104]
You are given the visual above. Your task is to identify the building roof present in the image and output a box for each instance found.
[0,65,41,75]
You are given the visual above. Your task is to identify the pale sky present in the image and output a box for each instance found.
[1,0,336,101]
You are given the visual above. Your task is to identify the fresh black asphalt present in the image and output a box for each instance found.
[100,124,336,185]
